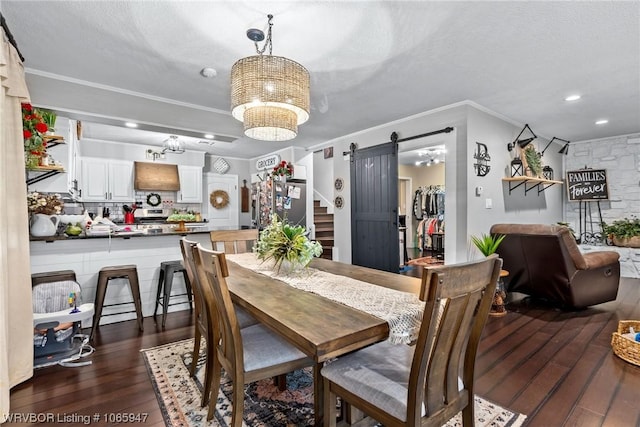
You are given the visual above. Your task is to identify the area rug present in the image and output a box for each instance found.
[142,339,527,427]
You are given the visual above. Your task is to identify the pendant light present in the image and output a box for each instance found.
[231,14,310,142]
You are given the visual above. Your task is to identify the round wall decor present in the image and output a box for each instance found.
[146,193,162,207]
[210,190,230,209]
[213,157,230,174]
[334,195,344,209]
[334,178,344,191]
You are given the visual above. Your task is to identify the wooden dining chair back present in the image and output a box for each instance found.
[210,229,258,254]
[179,237,217,406]
[193,244,313,425]
[321,254,502,427]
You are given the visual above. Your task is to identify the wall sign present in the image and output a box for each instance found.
[256,154,281,171]
[566,168,609,201]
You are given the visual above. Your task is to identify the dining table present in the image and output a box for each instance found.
[224,253,424,425]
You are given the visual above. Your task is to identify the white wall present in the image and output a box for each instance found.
[313,150,335,210]
[466,107,564,244]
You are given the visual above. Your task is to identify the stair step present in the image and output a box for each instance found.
[315,215,334,222]
[316,227,334,233]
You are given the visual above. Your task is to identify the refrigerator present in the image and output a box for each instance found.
[252,178,307,229]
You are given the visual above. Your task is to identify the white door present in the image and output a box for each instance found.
[204,173,239,228]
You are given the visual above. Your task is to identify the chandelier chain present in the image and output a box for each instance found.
[254,14,274,56]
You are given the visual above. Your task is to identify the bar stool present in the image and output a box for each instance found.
[154,260,193,327]
[90,265,144,341]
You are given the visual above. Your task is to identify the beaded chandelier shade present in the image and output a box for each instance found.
[231,15,310,142]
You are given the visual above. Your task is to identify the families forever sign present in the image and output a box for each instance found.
[566,169,609,201]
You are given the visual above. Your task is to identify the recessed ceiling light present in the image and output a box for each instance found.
[595,119,609,125]
[565,94,581,102]
[204,134,214,139]
[125,122,138,128]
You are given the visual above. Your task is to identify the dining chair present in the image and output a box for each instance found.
[321,254,502,427]
[192,244,314,425]
[210,229,258,254]
[179,238,258,407]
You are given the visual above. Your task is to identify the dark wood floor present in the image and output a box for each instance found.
[9,277,640,426]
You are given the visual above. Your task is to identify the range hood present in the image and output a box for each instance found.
[134,161,180,191]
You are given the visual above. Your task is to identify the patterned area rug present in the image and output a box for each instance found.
[142,339,527,427]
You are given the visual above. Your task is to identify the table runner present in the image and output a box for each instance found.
[226,253,425,344]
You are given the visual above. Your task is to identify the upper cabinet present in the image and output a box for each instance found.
[177,165,202,203]
[80,158,133,202]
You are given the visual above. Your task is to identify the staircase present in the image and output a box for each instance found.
[314,200,334,260]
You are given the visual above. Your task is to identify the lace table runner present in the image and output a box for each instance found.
[226,253,425,344]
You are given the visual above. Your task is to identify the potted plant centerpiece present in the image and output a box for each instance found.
[602,216,640,248]
[471,232,507,316]
[255,214,323,273]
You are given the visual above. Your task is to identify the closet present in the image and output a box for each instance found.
[413,185,445,260]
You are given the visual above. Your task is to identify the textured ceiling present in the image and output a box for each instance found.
[3,1,639,160]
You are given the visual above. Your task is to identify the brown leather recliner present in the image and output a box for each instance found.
[489,224,620,308]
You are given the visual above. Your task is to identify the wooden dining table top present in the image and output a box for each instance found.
[224,256,423,425]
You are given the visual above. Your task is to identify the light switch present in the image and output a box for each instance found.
[485,198,493,209]
[476,186,483,196]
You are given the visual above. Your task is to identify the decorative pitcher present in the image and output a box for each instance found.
[30,214,59,237]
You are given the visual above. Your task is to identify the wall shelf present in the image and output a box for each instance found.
[502,176,563,195]
[26,136,66,186]
[26,165,66,185]
[43,135,66,149]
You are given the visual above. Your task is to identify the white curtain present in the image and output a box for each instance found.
[0,29,34,422]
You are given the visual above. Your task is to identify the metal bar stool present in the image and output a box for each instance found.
[154,260,193,327]
[90,265,143,341]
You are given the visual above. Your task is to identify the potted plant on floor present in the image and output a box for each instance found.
[471,233,507,316]
[602,216,640,248]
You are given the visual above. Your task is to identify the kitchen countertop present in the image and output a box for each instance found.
[29,223,256,242]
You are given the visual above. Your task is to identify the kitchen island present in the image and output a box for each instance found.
[29,224,255,326]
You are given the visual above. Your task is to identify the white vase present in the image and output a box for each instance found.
[30,214,59,237]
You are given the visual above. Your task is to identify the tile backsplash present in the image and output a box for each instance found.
[62,190,202,222]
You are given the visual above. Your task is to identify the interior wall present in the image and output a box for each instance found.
[330,103,469,264]
[465,107,564,249]
[563,133,640,233]
[313,150,334,210]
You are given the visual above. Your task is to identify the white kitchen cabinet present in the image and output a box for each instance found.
[80,158,133,202]
[177,165,202,203]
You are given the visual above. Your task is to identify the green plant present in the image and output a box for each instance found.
[39,109,57,133]
[255,214,322,272]
[471,233,505,256]
[523,145,542,177]
[602,216,640,239]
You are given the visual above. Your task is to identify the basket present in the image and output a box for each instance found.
[611,320,640,366]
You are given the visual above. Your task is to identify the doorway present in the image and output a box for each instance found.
[398,142,447,264]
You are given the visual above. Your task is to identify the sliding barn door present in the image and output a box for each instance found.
[350,142,399,272]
